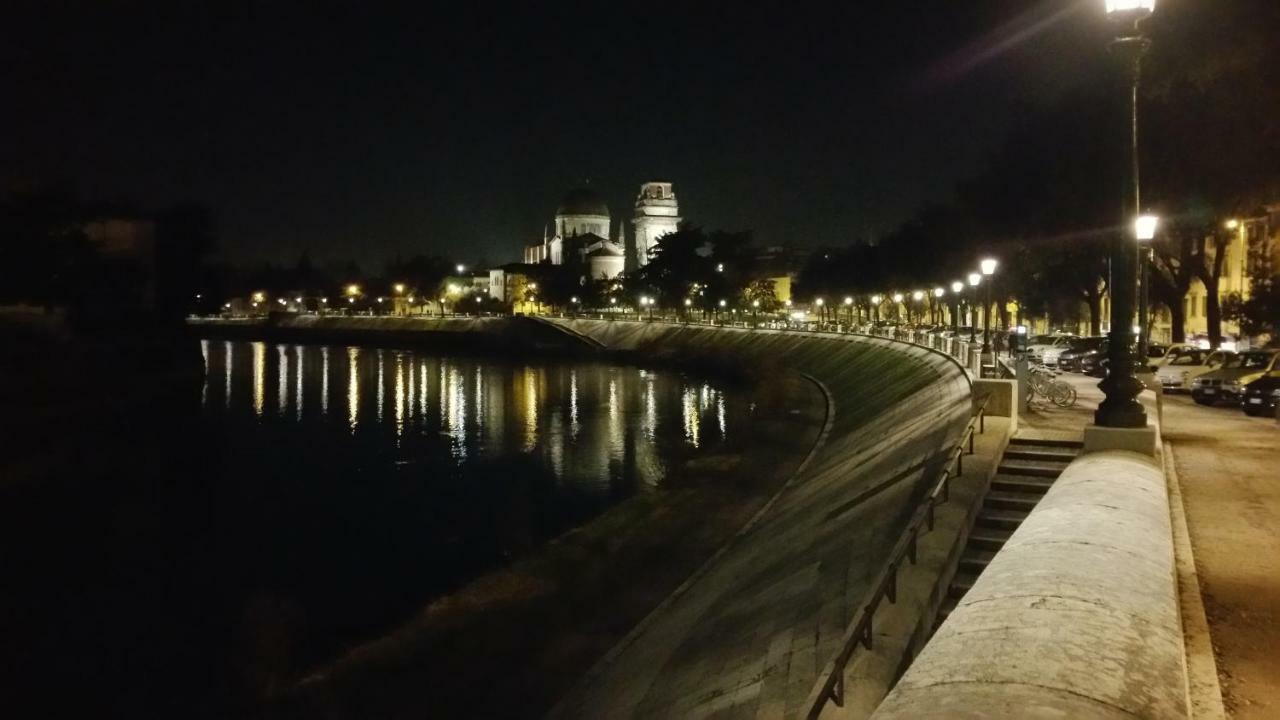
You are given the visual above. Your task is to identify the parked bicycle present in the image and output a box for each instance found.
[1026,364,1078,408]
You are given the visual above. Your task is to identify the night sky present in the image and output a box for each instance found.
[4,1,1117,266]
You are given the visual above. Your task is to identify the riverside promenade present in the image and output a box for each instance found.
[1019,372,1278,719]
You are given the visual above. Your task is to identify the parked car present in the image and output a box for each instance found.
[1190,350,1280,406]
[1079,340,1111,376]
[1241,373,1280,417]
[1058,337,1107,372]
[1155,347,1231,392]
[1028,334,1077,365]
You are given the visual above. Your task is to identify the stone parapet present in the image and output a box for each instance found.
[871,450,1187,720]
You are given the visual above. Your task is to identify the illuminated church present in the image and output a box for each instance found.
[523,182,682,279]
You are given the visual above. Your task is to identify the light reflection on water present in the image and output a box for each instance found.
[201,340,735,496]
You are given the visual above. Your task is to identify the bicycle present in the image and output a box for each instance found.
[1026,364,1077,408]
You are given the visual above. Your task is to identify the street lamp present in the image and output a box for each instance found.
[1097,0,1155,429]
[967,274,981,343]
[980,258,998,355]
[456,264,466,274]
[950,281,964,332]
[393,283,406,294]
[932,287,945,325]
[870,294,882,324]
[1135,214,1159,362]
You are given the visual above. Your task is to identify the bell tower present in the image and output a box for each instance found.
[631,182,680,269]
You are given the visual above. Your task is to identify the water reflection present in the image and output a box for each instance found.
[252,341,266,417]
[347,347,359,432]
[203,340,736,495]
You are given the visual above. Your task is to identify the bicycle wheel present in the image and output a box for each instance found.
[1050,383,1077,407]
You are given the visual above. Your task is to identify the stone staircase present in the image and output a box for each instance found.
[935,434,1083,628]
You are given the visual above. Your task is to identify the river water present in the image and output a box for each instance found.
[194,339,746,701]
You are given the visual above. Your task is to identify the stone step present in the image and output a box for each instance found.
[935,595,960,631]
[959,548,996,574]
[948,571,977,599]
[991,474,1055,495]
[976,508,1027,531]
[1003,447,1078,463]
[968,527,1013,552]
[998,458,1069,478]
[984,490,1042,513]
[1008,436,1084,449]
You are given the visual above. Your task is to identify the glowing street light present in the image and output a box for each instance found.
[345,284,361,297]
[393,283,406,294]
[979,259,998,354]
[252,291,266,303]
[1135,214,1159,360]
[1135,215,1159,240]
[966,274,981,343]
[456,264,466,274]
[1224,218,1240,230]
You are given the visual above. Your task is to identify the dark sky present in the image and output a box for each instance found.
[3,1,1116,266]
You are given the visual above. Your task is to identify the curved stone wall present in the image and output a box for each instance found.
[546,320,974,718]
[871,450,1187,720]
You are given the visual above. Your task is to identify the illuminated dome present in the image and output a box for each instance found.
[556,187,609,217]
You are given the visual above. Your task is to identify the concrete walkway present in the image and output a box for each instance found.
[1016,371,1279,718]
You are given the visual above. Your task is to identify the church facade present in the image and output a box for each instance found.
[523,182,681,280]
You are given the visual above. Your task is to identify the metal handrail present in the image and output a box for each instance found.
[803,396,990,719]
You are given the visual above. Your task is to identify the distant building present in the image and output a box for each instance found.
[522,182,681,278]
[632,182,681,269]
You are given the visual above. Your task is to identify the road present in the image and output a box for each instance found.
[1162,391,1280,719]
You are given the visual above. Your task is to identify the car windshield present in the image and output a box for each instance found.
[1167,349,1207,366]
[1030,335,1056,345]
[1238,352,1276,370]
[1070,338,1106,351]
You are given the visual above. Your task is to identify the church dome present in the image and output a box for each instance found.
[557,187,609,217]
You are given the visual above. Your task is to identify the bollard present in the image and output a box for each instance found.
[1015,354,1029,414]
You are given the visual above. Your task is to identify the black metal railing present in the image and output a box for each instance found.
[803,396,989,719]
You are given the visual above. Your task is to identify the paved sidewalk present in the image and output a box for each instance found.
[1162,394,1280,718]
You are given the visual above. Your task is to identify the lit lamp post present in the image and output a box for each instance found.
[815,297,825,325]
[950,281,963,332]
[683,297,692,323]
[933,287,945,325]
[718,298,727,324]
[870,294,882,325]
[1097,0,1155,429]
[967,274,981,343]
[980,258,998,355]
[844,296,854,328]
[911,290,924,326]
[1136,214,1159,362]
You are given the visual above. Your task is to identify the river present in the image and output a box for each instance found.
[194,339,747,706]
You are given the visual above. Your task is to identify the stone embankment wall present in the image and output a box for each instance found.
[543,319,975,718]
[872,450,1188,720]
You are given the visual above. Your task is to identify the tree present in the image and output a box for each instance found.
[1148,224,1200,342]
[1223,232,1279,343]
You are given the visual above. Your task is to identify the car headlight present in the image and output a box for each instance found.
[1272,389,1280,398]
